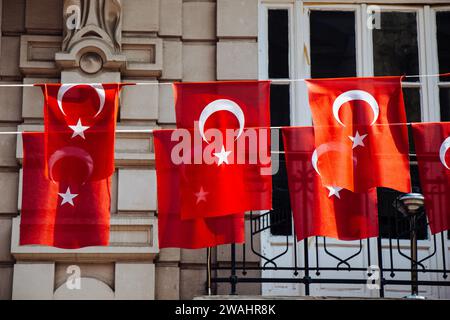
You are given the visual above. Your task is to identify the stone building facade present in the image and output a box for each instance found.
[1,0,450,300]
[0,0,261,300]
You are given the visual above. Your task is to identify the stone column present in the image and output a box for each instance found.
[0,0,20,300]
[12,0,162,300]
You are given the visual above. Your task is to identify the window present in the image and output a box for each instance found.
[267,8,292,236]
[270,86,292,236]
[261,3,449,239]
[437,11,450,121]
[436,11,450,76]
[371,9,426,238]
[268,10,289,79]
[310,10,356,78]
[372,10,422,145]
[304,6,431,239]
[372,10,422,128]
[435,9,450,241]
[373,12,420,80]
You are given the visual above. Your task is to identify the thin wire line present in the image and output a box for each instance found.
[0,129,156,135]
[0,129,420,157]
[264,73,449,83]
[404,73,447,79]
[116,129,155,133]
[0,73,448,87]
[0,84,35,87]
[0,123,418,135]
[0,73,443,134]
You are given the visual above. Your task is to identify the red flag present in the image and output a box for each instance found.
[412,122,450,234]
[306,76,411,193]
[40,83,124,180]
[173,81,272,219]
[282,127,379,241]
[154,129,245,249]
[20,133,111,249]
[175,81,271,129]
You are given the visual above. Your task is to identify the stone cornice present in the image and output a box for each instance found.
[11,216,159,262]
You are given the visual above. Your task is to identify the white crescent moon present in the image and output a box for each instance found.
[332,90,380,127]
[48,146,94,184]
[57,83,105,118]
[311,149,321,176]
[198,99,245,143]
[439,136,450,170]
[311,141,357,176]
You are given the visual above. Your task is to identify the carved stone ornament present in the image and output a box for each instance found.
[63,0,122,53]
[56,0,126,73]
[56,0,162,77]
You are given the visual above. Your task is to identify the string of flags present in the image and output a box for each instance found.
[13,73,450,250]
[0,71,448,87]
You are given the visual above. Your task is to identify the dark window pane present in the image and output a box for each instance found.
[310,11,356,78]
[269,84,292,235]
[270,84,290,127]
[437,12,450,80]
[403,88,421,153]
[270,154,293,236]
[440,88,450,121]
[268,9,289,79]
[373,12,419,81]
[378,165,427,240]
[270,84,290,151]
[403,88,421,123]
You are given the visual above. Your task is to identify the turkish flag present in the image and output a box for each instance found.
[306,76,411,193]
[154,129,245,249]
[39,83,125,181]
[173,81,272,219]
[175,81,271,129]
[412,122,450,234]
[282,127,379,241]
[20,133,111,249]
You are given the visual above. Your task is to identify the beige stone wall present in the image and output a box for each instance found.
[0,0,262,300]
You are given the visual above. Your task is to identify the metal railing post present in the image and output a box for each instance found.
[410,215,419,296]
[230,244,237,295]
[304,239,310,296]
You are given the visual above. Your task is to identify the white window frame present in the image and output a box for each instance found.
[259,1,298,243]
[297,4,363,127]
[428,6,450,122]
[258,2,450,298]
[258,1,296,127]
[260,3,445,125]
[299,4,431,123]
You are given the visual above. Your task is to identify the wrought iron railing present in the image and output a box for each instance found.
[207,204,450,298]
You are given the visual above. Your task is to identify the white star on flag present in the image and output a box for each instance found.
[195,187,209,204]
[58,187,78,206]
[326,186,343,199]
[348,131,368,149]
[69,118,90,139]
[213,145,231,166]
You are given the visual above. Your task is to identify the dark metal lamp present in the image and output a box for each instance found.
[394,192,426,300]
[394,193,425,216]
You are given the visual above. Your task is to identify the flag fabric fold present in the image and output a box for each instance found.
[306,76,411,193]
[282,126,379,241]
[154,129,245,249]
[20,133,111,249]
[173,81,272,219]
[40,83,124,181]
[412,122,450,234]
[17,78,435,248]
[174,81,271,130]
[19,83,128,248]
